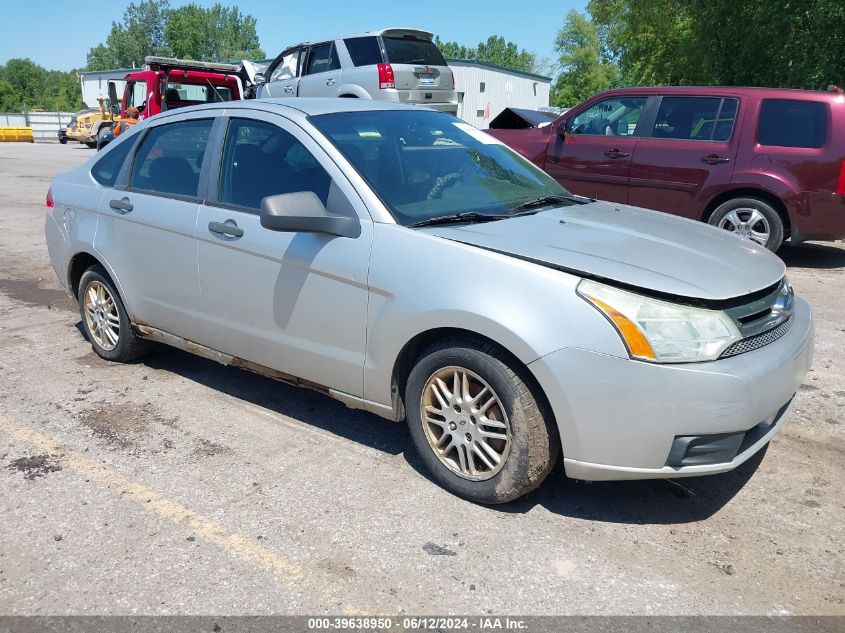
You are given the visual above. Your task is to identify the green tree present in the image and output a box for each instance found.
[0,79,20,111]
[433,37,474,60]
[0,59,47,109]
[586,0,845,88]
[475,36,535,73]
[86,0,171,70]
[551,10,619,106]
[0,59,82,111]
[433,34,537,73]
[165,3,264,61]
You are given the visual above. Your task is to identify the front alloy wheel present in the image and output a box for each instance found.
[405,337,559,504]
[421,366,511,480]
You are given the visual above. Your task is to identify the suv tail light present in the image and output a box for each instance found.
[836,161,845,196]
[377,63,395,90]
[450,68,455,89]
[46,187,54,208]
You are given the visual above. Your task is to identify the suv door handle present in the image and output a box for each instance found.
[325,78,336,86]
[109,197,133,213]
[604,149,630,159]
[283,85,294,93]
[702,154,731,165]
[208,219,243,238]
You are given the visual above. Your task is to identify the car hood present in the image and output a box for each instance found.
[420,201,785,301]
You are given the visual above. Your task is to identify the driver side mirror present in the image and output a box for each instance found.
[253,73,266,85]
[557,122,568,138]
[259,192,360,238]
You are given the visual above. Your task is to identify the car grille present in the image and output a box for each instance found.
[720,316,793,358]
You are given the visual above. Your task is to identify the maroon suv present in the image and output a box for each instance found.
[488,86,845,250]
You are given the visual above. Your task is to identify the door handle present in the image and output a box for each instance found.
[702,154,731,165]
[109,197,133,213]
[208,219,244,238]
[283,85,294,93]
[326,78,336,86]
[604,149,630,159]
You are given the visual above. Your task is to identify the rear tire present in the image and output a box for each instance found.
[78,265,150,362]
[405,336,559,504]
[708,197,785,251]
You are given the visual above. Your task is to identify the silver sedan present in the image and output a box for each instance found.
[45,99,814,503]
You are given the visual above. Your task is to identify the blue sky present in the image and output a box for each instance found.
[0,0,586,72]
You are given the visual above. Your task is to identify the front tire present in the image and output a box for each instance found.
[708,197,785,251]
[405,337,559,504]
[78,265,149,362]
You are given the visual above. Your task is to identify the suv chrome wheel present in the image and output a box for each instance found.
[717,207,771,246]
[83,280,120,351]
[420,366,512,481]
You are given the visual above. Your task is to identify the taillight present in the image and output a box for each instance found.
[836,160,845,196]
[46,187,54,208]
[450,68,455,88]
[377,63,395,90]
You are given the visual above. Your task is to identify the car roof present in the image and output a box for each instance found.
[593,85,844,102]
[280,27,435,51]
[151,97,435,124]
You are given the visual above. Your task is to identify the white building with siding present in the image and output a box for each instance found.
[78,68,135,108]
[448,59,551,129]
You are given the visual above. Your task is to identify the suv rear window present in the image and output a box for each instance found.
[758,99,827,148]
[382,36,447,66]
[344,37,383,67]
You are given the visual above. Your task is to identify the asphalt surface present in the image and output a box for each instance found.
[0,143,842,616]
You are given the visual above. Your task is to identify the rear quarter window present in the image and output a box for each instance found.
[758,99,827,148]
[344,37,383,66]
[382,36,447,66]
[91,134,138,187]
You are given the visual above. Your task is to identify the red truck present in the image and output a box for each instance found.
[488,86,845,251]
[106,56,245,138]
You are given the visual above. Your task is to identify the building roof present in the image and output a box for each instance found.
[446,58,551,83]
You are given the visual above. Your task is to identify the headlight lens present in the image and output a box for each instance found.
[578,279,742,363]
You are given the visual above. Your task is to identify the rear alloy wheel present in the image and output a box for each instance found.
[405,337,559,504]
[708,197,784,251]
[78,265,150,362]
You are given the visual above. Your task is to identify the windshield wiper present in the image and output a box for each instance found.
[510,194,586,213]
[408,212,510,228]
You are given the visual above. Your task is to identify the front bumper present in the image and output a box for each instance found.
[529,297,814,480]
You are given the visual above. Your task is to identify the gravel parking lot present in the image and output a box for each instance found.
[0,142,842,616]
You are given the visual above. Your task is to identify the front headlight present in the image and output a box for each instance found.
[577,279,741,363]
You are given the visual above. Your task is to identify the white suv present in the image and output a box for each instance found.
[256,28,458,114]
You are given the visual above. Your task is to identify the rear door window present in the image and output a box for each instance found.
[130,119,213,198]
[650,97,739,141]
[382,36,447,66]
[305,43,341,75]
[566,97,647,137]
[344,37,383,67]
[758,99,827,148]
